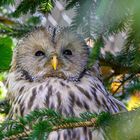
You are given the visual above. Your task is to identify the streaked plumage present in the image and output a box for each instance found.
[7,27,125,140]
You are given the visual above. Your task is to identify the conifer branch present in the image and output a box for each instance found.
[3,118,97,140]
[53,118,96,130]
[2,108,140,140]
[4,131,31,140]
[99,56,140,75]
[0,16,16,26]
[0,109,109,140]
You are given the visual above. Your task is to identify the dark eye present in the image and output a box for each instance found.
[63,49,72,56]
[35,51,45,56]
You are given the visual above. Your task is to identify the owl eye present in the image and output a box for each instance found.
[35,51,45,56]
[63,49,72,56]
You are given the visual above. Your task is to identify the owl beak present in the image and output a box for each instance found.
[51,55,58,70]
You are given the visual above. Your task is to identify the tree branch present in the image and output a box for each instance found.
[99,57,140,75]
[2,108,140,140]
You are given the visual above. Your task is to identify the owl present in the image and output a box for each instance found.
[6,27,126,140]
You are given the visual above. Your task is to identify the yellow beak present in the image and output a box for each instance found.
[51,55,58,70]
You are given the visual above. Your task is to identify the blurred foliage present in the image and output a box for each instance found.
[0,0,15,5]
[66,0,131,37]
[12,0,54,17]
[27,16,41,26]
[0,36,13,71]
[104,108,140,140]
[0,99,10,114]
[0,23,35,38]
[127,94,140,111]
[87,37,104,68]
[0,72,8,121]
[0,0,54,38]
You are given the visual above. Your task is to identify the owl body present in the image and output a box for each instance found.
[7,27,125,140]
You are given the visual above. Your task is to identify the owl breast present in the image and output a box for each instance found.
[8,73,118,117]
[7,71,121,140]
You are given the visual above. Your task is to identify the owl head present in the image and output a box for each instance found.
[11,27,89,82]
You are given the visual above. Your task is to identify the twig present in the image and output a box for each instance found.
[3,131,31,140]
[113,74,136,94]
[3,118,97,140]
[99,57,140,75]
[53,118,96,130]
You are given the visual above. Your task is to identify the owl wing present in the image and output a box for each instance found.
[109,96,127,111]
[89,60,102,79]
[88,65,126,112]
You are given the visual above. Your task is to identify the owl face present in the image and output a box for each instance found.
[13,27,89,82]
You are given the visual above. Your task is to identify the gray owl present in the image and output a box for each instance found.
[7,27,126,140]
